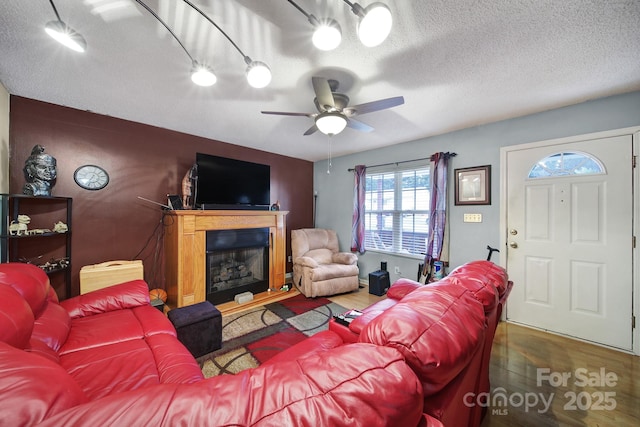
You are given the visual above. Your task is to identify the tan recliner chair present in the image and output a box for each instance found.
[291,228,360,298]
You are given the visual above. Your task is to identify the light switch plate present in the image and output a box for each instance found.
[463,213,482,223]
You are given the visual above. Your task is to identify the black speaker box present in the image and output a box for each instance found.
[368,270,390,296]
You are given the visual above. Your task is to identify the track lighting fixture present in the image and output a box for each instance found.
[287,0,342,51]
[287,0,392,50]
[311,18,342,51]
[182,0,272,88]
[341,1,392,47]
[191,61,217,87]
[45,0,87,52]
[134,0,216,87]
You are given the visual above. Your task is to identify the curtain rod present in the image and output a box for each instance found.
[347,152,457,172]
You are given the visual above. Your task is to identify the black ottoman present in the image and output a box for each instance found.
[168,301,222,358]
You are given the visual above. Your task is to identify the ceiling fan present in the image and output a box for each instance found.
[261,76,404,136]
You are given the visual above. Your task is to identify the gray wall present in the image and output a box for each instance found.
[314,91,640,283]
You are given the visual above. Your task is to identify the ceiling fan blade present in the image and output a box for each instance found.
[346,118,374,132]
[261,111,313,117]
[312,77,335,110]
[303,124,319,135]
[344,96,405,117]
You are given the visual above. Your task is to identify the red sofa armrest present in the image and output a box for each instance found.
[387,278,422,300]
[420,413,445,427]
[261,329,344,366]
[60,280,150,319]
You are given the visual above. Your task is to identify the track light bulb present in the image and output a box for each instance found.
[312,18,342,51]
[357,2,392,47]
[191,62,217,86]
[246,61,272,88]
[45,20,87,52]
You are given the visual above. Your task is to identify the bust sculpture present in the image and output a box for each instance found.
[23,145,57,196]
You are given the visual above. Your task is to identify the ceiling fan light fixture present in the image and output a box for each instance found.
[355,2,392,47]
[191,62,217,87]
[316,111,348,135]
[45,20,87,52]
[246,60,272,88]
[312,18,342,51]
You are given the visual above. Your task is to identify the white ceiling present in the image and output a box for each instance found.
[1,0,639,162]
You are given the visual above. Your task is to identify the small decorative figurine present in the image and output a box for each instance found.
[270,200,280,211]
[182,164,197,209]
[8,215,30,236]
[23,145,57,196]
[9,221,27,236]
[53,221,68,233]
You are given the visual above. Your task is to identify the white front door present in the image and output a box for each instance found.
[505,134,633,351]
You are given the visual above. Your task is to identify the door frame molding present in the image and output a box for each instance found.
[499,126,640,355]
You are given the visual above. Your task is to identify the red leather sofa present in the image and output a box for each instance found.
[327,260,512,426]
[0,260,508,426]
[0,263,426,426]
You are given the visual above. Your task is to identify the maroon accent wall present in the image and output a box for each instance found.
[8,96,313,299]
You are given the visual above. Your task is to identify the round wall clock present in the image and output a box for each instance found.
[74,165,109,190]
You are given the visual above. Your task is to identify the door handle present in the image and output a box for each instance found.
[509,241,518,248]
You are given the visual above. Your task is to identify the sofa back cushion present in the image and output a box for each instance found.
[0,341,88,425]
[0,263,55,318]
[30,302,71,360]
[60,279,151,319]
[386,278,422,300]
[449,260,509,298]
[291,228,339,259]
[0,285,34,349]
[305,248,334,264]
[433,275,498,314]
[359,281,486,396]
[0,264,71,354]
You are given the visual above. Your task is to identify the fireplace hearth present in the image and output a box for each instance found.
[206,228,269,305]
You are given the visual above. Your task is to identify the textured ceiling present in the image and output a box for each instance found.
[1,0,639,161]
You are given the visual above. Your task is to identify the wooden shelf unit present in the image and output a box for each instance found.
[0,194,72,300]
[164,210,288,308]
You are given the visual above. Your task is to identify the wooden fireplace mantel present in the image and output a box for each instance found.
[164,210,288,308]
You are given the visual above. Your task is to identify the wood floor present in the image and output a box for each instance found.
[329,286,640,427]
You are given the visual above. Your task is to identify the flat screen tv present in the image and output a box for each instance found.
[195,153,270,210]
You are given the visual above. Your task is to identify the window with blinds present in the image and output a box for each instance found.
[364,167,430,257]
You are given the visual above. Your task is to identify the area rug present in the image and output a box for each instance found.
[199,294,347,378]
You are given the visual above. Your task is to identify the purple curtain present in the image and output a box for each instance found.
[351,165,366,253]
[422,152,453,277]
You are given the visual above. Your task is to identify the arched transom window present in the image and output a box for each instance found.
[528,151,605,179]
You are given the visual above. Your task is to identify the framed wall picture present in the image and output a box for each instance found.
[454,165,491,205]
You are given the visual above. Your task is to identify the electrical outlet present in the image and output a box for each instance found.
[394,266,400,274]
[463,213,482,223]
[287,255,292,262]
